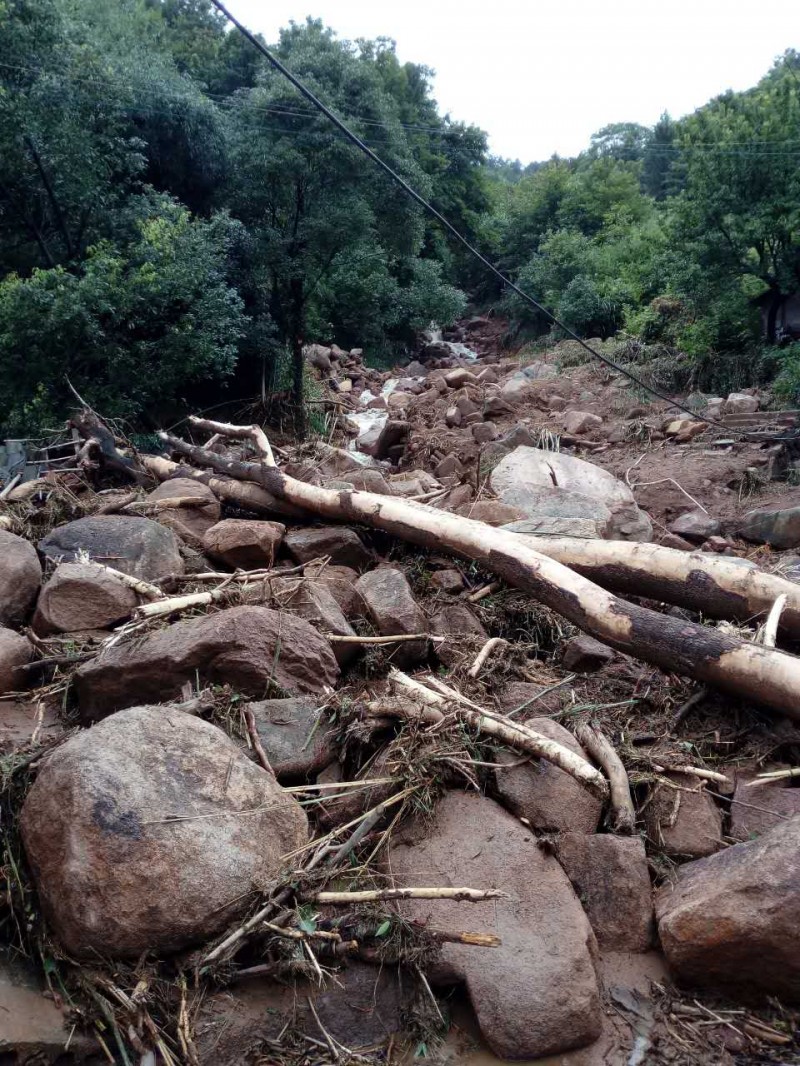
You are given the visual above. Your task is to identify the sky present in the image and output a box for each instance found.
[230,0,797,163]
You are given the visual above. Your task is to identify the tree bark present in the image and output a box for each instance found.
[158,427,800,719]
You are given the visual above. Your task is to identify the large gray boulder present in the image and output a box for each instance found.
[75,605,339,719]
[490,446,652,541]
[21,705,308,957]
[388,791,602,1059]
[40,516,184,583]
[0,529,42,627]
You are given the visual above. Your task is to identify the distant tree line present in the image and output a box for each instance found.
[1,0,799,434]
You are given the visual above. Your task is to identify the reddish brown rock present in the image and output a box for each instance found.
[32,562,137,635]
[494,717,602,833]
[429,569,464,594]
[272,577,357,665]
[0,627,33,694]
[203,519,285,569]
[75,605,339,719]
[563,410,603,435]
[284,525,371,570]
[429,602,487,667]
[354,568,427,666]
[0,529,42,627]
[147,477,221,541]
[389,791,602,1059]
[555,833,654,951]
[0,959,99,1061]
[303,563,360,617]
[656,816,800,1000]
[39,516,184,584]
[471,420,498,444]
[562,634,614,673]
[20,705,308,957]
[729,768,800,841]
[645,774,723,858]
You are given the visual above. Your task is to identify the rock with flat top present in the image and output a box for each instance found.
[656,816,800,1000]
[668,510,721,544]
[563,409,603,435]
[494,717,602,833]
[203,519,285,569]
[429,602,487,667]
[33,562,137,635]
[729,768,800,840]
[75,605,338,719]
[0,958,99,1061]
[0,529,42,627]
[389,791,602,1059]
[40,516,184,583]
[724,392,758,414]
[562,634,614,672]
[740,501,800,550]
[20,705,308,957]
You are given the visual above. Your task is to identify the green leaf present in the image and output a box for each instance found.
[375,919,391,938]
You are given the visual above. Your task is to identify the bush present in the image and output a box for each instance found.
[0,199,246,434]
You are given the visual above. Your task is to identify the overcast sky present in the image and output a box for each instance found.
[231,0,796,162]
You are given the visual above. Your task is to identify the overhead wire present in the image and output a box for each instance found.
[208,0,795,442]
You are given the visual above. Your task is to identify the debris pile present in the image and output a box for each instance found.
[3,319,800,1064]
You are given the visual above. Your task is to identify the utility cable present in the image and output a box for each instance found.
[222,4,800,439]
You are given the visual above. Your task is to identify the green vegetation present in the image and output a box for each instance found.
[1,0,799,433]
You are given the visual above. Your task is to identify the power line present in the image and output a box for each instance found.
[208,0,785,441]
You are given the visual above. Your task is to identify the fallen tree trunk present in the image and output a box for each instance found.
[156,426,800,635]
[159,423,800,719]
[526,538,800,638]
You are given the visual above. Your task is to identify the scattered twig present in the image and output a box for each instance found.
[243,707,274,776]
[467,580,501,603]
[575,723,635,833]
[760,593,788,648]
[307,887,507,904]
[468,637,508,678]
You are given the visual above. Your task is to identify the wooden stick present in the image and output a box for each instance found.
[389,669,608,798]
[651,763,730,785]
[761,594,788,648]
[81,561,165,601]
[326,632,437,645]
[243,707,274,776]
[307,887,507,904]
[0,473,21,500]
[468,637,508,677]
[135,588,230,619]
[575,723,635,833]
[467,581,501,603]
[188,415,276,466]
[747,767,800,785]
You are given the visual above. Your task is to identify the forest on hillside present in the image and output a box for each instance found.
[1,0,799,435]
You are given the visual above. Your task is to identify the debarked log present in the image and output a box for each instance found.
[158,425,800,719]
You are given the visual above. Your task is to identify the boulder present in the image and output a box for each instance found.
[0,529,42,627]
[555,833,654,951]
[444,368,477,388]
[490,446,652,541]
[363,419,409,461]
[304,343,332,372]
[354,568,427,666]
[740,502,800,550]
[194,962,408,1066]
[656,816,800,1000]
[147,477,221,541]
[645,774,723,858]
[494,717,602,833]
[668,510,721,543]
[0,699,63,754]
[272,577,358,666]
[39,516,184,584]
[562,634,614,673]
[429,602,487,667]
[505,515,603,538]
[75,605,339,719]
[20,705,308,957]
[0,627,33,694]
[664,418,707,442]
[501,362,557,402]
[729,768,800,841]
[724,392,759,414]
[284,526,371,570]
[247,696,337,779]
[389,791,602,1059]
[32,562,137,635]
[203,519,285,569]
[302,563,360,617]
[563,409,603,435]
